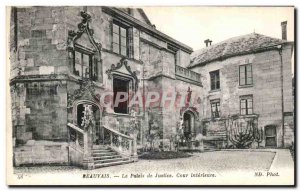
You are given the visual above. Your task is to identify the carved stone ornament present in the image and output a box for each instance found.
[10,83,25,95]
[67,78,100,108]
[180,107,199,120]
[105,58,140,91]
[81,104,95,129]
[67,11,102,53]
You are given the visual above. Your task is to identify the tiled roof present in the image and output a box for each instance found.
[189,33,289,68]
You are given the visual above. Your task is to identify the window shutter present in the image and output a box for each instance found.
[128,28,134,58]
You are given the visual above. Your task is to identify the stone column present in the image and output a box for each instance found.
[132,135,138,162]
[82,124,94,170]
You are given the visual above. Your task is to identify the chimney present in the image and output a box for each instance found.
[204,39,213,47]
[281,21,287,40]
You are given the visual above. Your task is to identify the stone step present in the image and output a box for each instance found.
[203,149,218,152]
[92,145,109,149]
[92,149,113,152]
[92,155,122,160]
[92,152,119,156]
[94,157,130,164]
[94,159,133,168]
[92,151,117,155]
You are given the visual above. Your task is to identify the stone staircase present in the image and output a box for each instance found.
[92,145,133,168]
[68,123,137,169]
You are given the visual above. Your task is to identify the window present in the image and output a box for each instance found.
[73,48,98,81]
[210,70,220,90]
[239,64,253,86]
[113,76,131,114]
[240,95,253,115]
[211,99,220,118]
[113,23,128,57]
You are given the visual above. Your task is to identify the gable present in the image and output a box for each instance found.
[117,8,152,25]
[76,33,95,50]
[132,9,152,25]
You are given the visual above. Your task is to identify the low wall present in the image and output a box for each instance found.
[14,140,69,166]
[68,142,84,167]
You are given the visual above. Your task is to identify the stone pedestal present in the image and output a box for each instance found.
[82,157,94,170]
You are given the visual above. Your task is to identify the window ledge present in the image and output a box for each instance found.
[69,74,82,81]
[238,84,253,89]
[93,81,105,89]
[209,89,221,93]
[110,112,132,117]
[239,114,259,118]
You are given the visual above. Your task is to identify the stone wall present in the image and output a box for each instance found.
[10,6,197,159]
[11,81,68,145]
[284,114,294,147]
[14,140,69,166]
[192,45,294,148]
[10,7,70,79]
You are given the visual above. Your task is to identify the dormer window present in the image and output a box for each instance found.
[72,45,98,81]
[67,11,102,82]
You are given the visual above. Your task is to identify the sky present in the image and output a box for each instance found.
[143,7,294,51]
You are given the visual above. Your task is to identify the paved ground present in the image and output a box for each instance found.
[11,149,294,185]
[269,149,294,171]
[14,150,281,174]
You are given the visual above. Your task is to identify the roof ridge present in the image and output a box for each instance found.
[192,33,284,56]
[189,33,289,68]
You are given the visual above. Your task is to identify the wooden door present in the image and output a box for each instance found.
[265,125,277,147]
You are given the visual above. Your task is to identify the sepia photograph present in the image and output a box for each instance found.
[6,5,295,186]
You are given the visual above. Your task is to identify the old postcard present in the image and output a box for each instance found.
[6,6,295,186]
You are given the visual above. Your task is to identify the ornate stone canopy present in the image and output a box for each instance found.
[67,11,102,53]
[106,58,140,91]
[67,78,100,108]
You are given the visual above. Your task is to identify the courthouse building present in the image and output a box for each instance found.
[9,7,294,169]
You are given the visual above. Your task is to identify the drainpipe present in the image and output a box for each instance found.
[277,45,285,148]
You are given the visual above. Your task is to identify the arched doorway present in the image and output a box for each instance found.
[75,101,101,145]
[183,111,195,140]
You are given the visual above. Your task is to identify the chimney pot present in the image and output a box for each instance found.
[204,39,212,47]
[281,21,287,40]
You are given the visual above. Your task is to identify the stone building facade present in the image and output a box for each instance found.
[189,32,294,149]
[9,6,203,167]
[9,6,294,168]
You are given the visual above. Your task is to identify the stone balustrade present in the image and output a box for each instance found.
[175,65,202,85]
